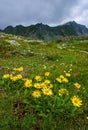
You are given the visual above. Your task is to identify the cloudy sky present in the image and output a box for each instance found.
[0,0,88,29]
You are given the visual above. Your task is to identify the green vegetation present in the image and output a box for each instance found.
[0,33,88,130]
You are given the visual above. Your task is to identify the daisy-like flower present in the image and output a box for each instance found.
[10,76,18,81]
[71,96,82,107]
[34,83,41,89]
[56,78,62,83]
[65,73,71,77]
[42,88,53,96]
[13,67,23,71]
[3,74,10,79]
[59,75,64,79]
[24,79,32,88]
[16,74,22,79]
[32,90,41,98]
[44,80,51,85]
[74,83,81,89]
[40,82,47,88]
[62,78,68,83]
[45,72,50,77]
[35,75,42,81]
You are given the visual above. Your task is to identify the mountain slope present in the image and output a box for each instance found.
[2,21,88,41]
[64,21,88,35]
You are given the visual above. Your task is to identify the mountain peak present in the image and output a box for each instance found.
[64,21,77,26]
[34,23,49,27]
[2,21,88,41]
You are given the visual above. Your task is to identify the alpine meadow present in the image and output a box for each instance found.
[0,26,88,129]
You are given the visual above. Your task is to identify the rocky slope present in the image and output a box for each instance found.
[2,21,88,41]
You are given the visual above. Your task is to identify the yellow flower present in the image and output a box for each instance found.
[13,67,23,71]
[86,117,88,120]
[74,83,81,89]
[44,80,51,85]
[42,88,53,96]
[10,76,18,81]
[56,75,69,83]
[10,74,22,81]
[59,75,64,79]
[40,82,53,89]
[3,74,10,79]
[56,78,62,83]
[62,78,68,83]
[71,96,82,107]
[40,82,47,89]
[13,68,17,71]
[24,79,32,88]
[45,72,50,77]
[16,74,22,79]
[32,90,41,98]
[65,73,71,77]
[34,83,41,89]
[35,76,42,81]
[58,88,69,96]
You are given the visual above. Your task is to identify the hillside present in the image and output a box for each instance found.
[0,33,88,129]
[2,21,88,41]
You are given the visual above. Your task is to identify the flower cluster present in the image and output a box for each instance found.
[58,88,69,96]
[33,78,53,97]
[56,75,69,83]
[3,67,83,108]
[3,74,22,81]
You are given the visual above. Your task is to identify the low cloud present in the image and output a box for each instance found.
[0,0,88,29]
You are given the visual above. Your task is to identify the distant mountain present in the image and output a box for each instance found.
[64,21,88,36]
[2,21,88,41]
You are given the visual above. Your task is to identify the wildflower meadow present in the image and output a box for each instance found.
[1,66,88,129]
[0,34,88,129]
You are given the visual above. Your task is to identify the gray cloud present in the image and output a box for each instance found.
[0,0,88,29]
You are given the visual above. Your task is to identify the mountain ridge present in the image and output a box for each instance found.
[1,21,88,41]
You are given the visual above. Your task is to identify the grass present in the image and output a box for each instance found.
[0,33,88,130]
